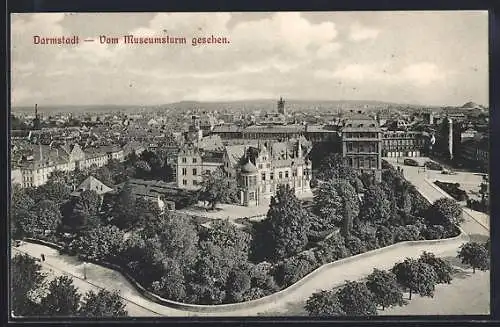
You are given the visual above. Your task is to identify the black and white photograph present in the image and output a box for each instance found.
[9,11,490,319]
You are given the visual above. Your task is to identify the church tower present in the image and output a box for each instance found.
[33,103,41,130]
[277,97,285,115]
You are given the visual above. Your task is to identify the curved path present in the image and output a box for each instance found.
[13,236,466,317]
[12,158,489,317]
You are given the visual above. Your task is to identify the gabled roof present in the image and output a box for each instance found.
[72,176,114,196]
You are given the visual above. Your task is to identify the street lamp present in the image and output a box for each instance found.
[83,262,87,280]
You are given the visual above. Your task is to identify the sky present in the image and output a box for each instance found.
[11,11,488,107]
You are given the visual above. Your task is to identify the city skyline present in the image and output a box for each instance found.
[11,11,488,107]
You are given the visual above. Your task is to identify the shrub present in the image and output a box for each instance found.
[393,225,420,242]
[345,235,367,255]
[422,225,446,240]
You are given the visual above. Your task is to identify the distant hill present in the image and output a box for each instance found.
[11,99,445,115]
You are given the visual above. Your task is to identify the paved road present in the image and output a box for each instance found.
[387,157,489,237]
[11,157,489,317]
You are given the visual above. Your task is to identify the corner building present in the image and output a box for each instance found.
[341,113,382,182]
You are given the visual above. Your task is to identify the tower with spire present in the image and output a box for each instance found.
[277,97,285,115]
[33,103,41,130]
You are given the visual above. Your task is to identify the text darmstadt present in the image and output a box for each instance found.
[33,36,80,45]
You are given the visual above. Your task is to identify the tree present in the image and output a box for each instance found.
[39,276,81,316]
[261,184,311,259]
[393,225,421,242]
[305,290,345,316]
[426,198,464,228]
[141,213,199,269]
[79,289,128,317]
[314,234,350,264]
[418,252,453,284]
[225,268,252,302]
[191,221,252,304]
[353,222,379,250]
[484,238,490,255]
[332,179,360,237]
[18,200,62,238]
[359,184,391,225]
[274,256,314,287]
[66,190,102,232]
[47,170,69,184]
[366,269,405,310]
[391,258,438,300]
[313,180,343,228]
[344,235,366,255]
[376,225,394,247]
[11,185,36,239]
[134,160,152,179]
[69,225,125,262]
[11,254,46,316]
[336,281,377,316]
[198,168,239,210]
[317,153,358,186]
[150,258,186,301]
[36,180,71,205]
[110,182,138,229]
[457,242,490,273]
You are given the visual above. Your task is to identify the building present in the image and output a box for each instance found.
[224,139,312,206]
[176,147,223,190]
[381,130,430,157]
[115,178,198,210]
[17,144,78,188]
[341,113,382,182]
[70,176,114,203]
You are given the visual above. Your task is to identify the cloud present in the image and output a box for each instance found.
[400,63,447,86]
[316,62,449,87]
[349,22,380,42]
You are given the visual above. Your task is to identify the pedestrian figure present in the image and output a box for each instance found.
[41,254,45,262]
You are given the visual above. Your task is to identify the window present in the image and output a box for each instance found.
[347,143,353,152]
[248,192,255,200]
[182,168,187,175]
[193,180,198,186]
[192,168,197,175]
[261,173,266,181]
[293,170,297,177]
[285,171,289,178]
[270,172,274,180]
[359,158,365,168]
[298,180,301,187]
[182,157,187,163]
[258,164,263,169]
[193,158,197,163]
[279,172,283,179]
[267,163,271,168]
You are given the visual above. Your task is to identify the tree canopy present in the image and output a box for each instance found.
[336,280,377,316]
[198,168,239,210]
[391,258,438,300]
[366,269,405,310]
[305,290,346,316]
[260,184,311,260]
[79,289,128,317]
[457,242,490,273]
